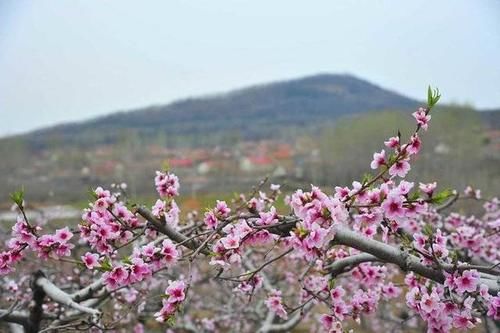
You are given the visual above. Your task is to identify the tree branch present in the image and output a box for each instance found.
[0,310,28,326]
[264,220,500,295]
[8,323,24,333]
[136,206,209,255]
[258,301,315,333]
[331,226,499,295]
[34,273,101,316]
[326,253,379,277]
[70,278,104,303]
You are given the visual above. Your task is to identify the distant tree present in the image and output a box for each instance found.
[317,106,497,196]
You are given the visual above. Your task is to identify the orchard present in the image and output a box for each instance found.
[0,88,498,333]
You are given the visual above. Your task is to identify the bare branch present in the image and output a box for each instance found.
[330,226,499,295]
[8,323,24,333]
[263,220,500,295]
[70,278,105,303]
[0,310,28,326]
[136,206,210,255]
[34,274,101,316]
[258,301,315,333]
[326,253,379,276]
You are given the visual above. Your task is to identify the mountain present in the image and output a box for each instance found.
[479,109,500,130]
[20,74,420,149]
[1,73,499,204]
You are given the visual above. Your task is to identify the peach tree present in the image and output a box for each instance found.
[0,88,499,333]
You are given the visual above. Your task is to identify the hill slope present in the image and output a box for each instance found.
[479,109,500,129]
[0,74,499,204]
[22,74,419,149]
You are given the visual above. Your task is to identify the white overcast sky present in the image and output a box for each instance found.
[0,0,499,137]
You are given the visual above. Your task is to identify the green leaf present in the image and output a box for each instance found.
[427,86,433,107]
[433,88,441,105]
[10,187,25,207]
[87,187,98,200]
[122,256,132,265]
[430,188,454,205]
[387,153,398,165]
[99,257,113,272]
[167,316,176,326]
[207,251,218,257]
[422,224,434,237]
[449,250,459,264]
[362,173,373,185]
[408,190,421,201]
[296,225,309,238]
[162,161,170,172]
[427,86,441,108]
[321,207,332,219]
[328,278,336,290]
[400,233,413,248]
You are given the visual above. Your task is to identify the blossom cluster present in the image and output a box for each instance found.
[404,270,496,330]
[288,187,348,260]
[103,239,180,290]
[152,170,181,229]
[265,289,287,319]
[154,280,186,322]
[155,171,180,199]
[210,217,275,267]
[203,200,231,229]
[151,199,180,228]
[413,228,449,260]
[235,274,264,294]
[319,280,402,333]
[80,187,141,254]
[1,218,75,274]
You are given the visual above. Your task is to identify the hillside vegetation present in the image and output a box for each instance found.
[0,74,498,205]
[15,74,418,149]
[312,106,498,195]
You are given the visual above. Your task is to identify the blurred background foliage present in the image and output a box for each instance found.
[0,75,498,208]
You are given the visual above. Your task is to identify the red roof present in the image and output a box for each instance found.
[273,146,292,159]
[249,156,273,165]
[169,158,194,168]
